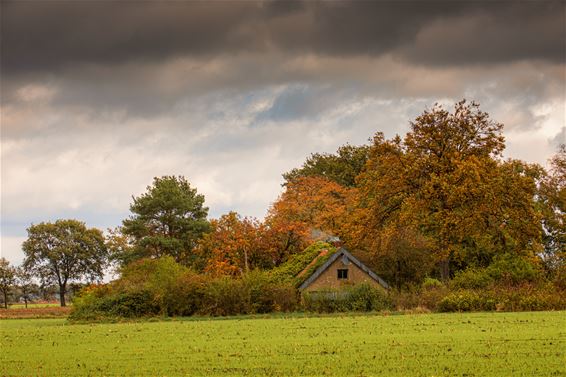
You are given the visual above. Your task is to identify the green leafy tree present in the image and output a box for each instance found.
[22,219,108,306]
[15,267,35,308]
[120,176,211,267]
[283,144,370,187]
[0,258,16,308]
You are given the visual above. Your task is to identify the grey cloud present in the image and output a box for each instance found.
[2,1,564,77]
[401,2,565,66]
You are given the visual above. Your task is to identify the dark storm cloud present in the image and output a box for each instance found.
[2,0,564,76]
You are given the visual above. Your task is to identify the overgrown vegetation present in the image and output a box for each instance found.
[302,283,392,313]
[70,257,299,320]
[269,241,337,286]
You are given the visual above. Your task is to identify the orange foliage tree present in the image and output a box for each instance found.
[265,176,357,263]
[356,101,542,281]
[197,212,273,276]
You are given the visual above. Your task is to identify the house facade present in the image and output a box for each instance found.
[298,248,389,292]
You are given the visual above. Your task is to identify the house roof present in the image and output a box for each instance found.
[297,247,390,290]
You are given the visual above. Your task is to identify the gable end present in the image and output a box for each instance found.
[298,248,389,290]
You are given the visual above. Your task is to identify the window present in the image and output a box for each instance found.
[337,269,349,280]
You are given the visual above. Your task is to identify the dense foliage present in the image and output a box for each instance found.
[70,257,299,320]
[282,144,370,187]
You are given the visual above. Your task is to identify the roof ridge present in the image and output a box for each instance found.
[298,247,390,290]
[296,249,329,279]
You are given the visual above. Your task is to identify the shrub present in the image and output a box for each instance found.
[421,277,444,290]
[347,284,391,311]
[198,277,252,316]
[485,254,541,285]
[70,285,161,320]
[302,283,391,313]
[98,291,161,317]
[451,268,494,290]
[69,285,111,321]
[243,271,298,313]
[165,272,208,316]
[437,291,496,312]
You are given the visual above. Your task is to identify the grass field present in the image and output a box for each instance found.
[1,311,564,376]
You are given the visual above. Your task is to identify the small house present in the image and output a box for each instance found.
[298,247,389,292]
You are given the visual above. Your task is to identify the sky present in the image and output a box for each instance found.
[1,1,565,265]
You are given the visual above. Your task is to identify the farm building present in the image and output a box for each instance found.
[298,247,389,292]
[270,241,389,291]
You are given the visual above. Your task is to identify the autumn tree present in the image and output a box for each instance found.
[22,220,107,306]
[539,145,566,272]
[197,212,273,276]
[283,144,370,187]
[0,258,16,308]
[261,219,311,266]
[270,176,354,236]
[358,100,542,281]
[120,176,211,267]
[264,176,358,264]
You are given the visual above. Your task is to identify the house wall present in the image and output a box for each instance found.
[302,256,384,292]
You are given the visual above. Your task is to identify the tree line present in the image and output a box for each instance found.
[1,100,564,309]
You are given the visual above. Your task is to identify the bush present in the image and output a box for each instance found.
[302,284,391,313]
[436,283,566,313]
[422,277,444,290]
[485,254,541,285]
[199,277,251,316]
[437,291,496,312]
[391,280,449,311]
[70,285,161,320]
[243,271,298,313]
[98,291,161,317]
[165,272,208,316]
[451,269,494,290]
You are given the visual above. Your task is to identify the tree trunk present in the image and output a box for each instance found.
[244,248,249,273]
[440,259,450,282]
[2,290,7,309]
[59,284,66,307]
[396,260,402,290]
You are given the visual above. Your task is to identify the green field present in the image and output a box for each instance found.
[1,312,564,376]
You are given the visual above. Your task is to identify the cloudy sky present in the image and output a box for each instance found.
[1,1,565,265]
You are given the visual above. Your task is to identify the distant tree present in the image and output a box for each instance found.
[15,267,34,308]
[0,258,16,308]
[283,144,370,187]
[120,176,211,267]
[22,219,108,307]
